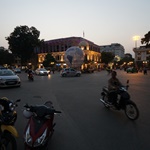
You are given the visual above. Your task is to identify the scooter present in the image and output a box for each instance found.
[0,99,21,150]
[23,101,61,150]
[100,81,139,120]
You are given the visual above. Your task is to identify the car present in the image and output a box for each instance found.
[0,66,7,69]
[35,68,49,76]
[81,68,95,73]
[60,68,81,77]
[126,67,138,73]
[13,68,21,73]
[0,69,21,88]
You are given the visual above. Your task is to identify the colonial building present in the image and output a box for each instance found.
[133,46,150,67]
[100,43,125,58]
[37,37,101,70]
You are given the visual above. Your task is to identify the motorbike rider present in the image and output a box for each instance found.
[28,68,33,74]
[108,71,123,106]
[27,68,34,78]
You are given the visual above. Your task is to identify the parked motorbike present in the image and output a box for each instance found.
[23,101,61,150]
[28,73,34,81]
[100,81,139,120]
[0,99,21,150]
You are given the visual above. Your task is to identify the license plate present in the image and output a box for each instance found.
[7,81,15,85]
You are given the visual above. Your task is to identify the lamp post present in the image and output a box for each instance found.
[133,36,140,48]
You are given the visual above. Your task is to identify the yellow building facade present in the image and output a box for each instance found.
[37,37,101,70]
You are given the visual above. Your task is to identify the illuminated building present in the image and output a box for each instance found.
[37,37,101,70]
[133,46,150,68]
[100,43,125,58]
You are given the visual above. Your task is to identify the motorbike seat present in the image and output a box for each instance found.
[31,105,55,118]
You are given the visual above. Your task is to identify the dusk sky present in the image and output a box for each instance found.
[0,0,150,57]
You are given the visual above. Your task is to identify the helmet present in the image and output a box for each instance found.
[23,110,33,119]
[111,71,117,77]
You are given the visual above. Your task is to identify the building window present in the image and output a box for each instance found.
[147,51,150,54]
[56,55,59,61]
[146,56,150,60]
[87,55,89,60]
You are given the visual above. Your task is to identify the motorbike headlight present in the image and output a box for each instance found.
[34,128,47,147]
[9,103,15,111]
[25,125,32,146]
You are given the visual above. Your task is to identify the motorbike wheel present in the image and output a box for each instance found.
[0,132,17,150]
[124,102,139,120]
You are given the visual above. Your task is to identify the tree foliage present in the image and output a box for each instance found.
[0,49,14,65]
[118,57,134,66]
[141,31,150,47]
[43,53,57,67]
[147,56,150,67]
[6,25,43,64]
[101,52,115,64]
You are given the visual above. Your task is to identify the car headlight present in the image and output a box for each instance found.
[34,128,47,147]
[25,125,32,146]
[17,77,21,81]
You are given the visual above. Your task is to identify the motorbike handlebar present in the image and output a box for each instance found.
[24,103,30,108]
[9,99,21,111]
[14,99,21,105]
[54,110,61,114]
[24,104,61,117]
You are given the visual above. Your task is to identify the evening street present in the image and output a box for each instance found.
[0,70,150,150]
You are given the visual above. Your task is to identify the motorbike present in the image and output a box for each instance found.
[28,73,34,81]
[100,81,139,120]
[23,101,61,150]
[0,99,21,150]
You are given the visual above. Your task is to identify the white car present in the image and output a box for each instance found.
[60,68,81,77]
[13,68,21,73]
[35,68,49,76]
[0,69,21,88]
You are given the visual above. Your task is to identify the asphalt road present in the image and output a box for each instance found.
[0,70,150,150]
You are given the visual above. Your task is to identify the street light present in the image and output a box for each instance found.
[133,35,140,48]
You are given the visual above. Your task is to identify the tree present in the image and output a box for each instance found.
[6,25,43,64]
[0,49,14,65]
[43,53,57,67]
[118,57,134,66]
[141,31,150,47]
[147,56,150,67]
[101,52,115,64]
